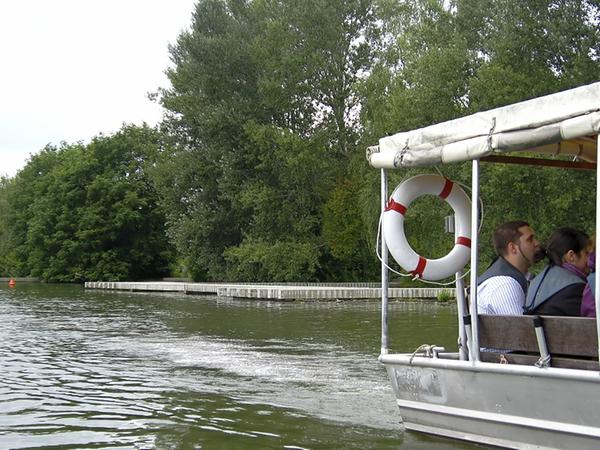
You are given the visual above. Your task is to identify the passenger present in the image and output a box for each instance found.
[477,221,541,315]
[524,228,590,316]
[581,240,596,317]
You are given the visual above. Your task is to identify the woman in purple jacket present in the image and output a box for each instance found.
[581,246,596,317]
[525,228,590,316]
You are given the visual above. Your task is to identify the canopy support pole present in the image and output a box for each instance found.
[381,168,389,355]
[469,159,481,361]
[455,269,468,360]
[594,139,600,368]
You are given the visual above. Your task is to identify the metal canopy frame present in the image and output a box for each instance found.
[481,155,596,171]
[379,136,600,368]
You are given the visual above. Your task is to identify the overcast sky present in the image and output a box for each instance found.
[1,0,197,177]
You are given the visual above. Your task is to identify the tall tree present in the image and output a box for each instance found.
[252,0,376,154]
[157,0,379,281]
[156,0,260,280]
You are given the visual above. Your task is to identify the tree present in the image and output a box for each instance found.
[1,125,173,282]
[252,0,376,154]
[157,0,379,281]
[0,176,19,276]
[155,0,260,280]
[465,0,600,111]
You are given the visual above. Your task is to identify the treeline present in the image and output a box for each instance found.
[0,127,173,281]
[1,0,599,282]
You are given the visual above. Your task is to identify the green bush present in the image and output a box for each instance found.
[436,290,454,303]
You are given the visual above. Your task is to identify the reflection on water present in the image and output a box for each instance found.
[0,283,479,449]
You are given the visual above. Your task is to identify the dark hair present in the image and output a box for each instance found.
[493,220,530,256]
[545,227,589,266]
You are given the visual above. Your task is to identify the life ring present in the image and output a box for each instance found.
[383,174,472,281]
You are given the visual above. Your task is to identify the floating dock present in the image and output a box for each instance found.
[84,281,452,301]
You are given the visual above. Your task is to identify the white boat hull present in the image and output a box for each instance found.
[382,354,600,449]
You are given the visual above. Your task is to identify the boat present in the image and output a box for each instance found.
[367,81,600,449]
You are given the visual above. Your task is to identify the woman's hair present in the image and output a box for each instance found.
[545,227,589,266]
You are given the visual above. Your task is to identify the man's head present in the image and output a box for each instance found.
[493,221,541,273]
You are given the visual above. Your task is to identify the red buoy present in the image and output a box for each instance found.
[8,278,16,288]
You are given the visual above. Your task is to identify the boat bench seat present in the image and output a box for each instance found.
[478,314,599,370]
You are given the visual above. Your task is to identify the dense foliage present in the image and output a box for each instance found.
[1,0,599,282]
[361,0,600,268]
[0,126,172,281]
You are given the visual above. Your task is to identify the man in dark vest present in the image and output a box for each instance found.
[477,221,541,315]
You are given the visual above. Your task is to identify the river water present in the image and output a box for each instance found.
[0,283,480,449]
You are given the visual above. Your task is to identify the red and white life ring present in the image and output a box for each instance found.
[383,174,472,281]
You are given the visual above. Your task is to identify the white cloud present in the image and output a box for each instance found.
[0,0,197,177]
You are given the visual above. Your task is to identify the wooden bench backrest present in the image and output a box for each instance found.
[478,315,598,358]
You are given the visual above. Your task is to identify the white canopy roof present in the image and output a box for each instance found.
[367,82,600,169]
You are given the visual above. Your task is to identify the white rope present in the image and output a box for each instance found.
[409,344,437,363]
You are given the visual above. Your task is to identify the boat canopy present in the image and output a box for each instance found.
[367,82,600,169]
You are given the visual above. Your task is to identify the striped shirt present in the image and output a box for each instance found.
[477,276,525,315]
